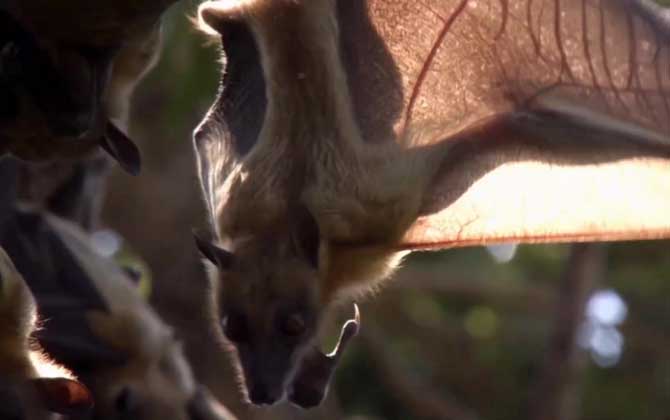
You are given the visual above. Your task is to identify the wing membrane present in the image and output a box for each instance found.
[340,0,670,248]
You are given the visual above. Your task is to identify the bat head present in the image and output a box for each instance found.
[81,311,206,419]
[193,0,366,408]
[195,233,359,408]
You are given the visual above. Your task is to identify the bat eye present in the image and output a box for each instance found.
[222,313,249,343]
[281,314,306,337]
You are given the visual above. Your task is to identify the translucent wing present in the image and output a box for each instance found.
[338,0,670,249]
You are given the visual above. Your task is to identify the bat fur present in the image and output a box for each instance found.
[194,0,670,408]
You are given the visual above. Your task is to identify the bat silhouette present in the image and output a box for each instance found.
[0,161,236,420]
[0,4,167,175]
[193,0,670,408]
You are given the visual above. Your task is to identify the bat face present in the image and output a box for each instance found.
[219,263,320,405]
[69,315,197,419]
[34,217,208,420]
[197,234,321,405]
[196,233,360,407]
[81,344,197,420]
[70,343,234,420]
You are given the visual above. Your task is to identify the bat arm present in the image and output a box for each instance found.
[398,104,670,251]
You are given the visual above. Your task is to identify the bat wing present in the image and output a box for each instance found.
[339,0,670,249]
[0,173,127,369]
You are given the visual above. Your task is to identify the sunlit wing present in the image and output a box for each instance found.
[339,0,670,249]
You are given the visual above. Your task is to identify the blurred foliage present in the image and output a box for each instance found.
[102,1,670,419]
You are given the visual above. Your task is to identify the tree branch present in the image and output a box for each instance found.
[528,243,606,420]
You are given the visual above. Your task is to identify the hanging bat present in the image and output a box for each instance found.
[193,0,670,408]
[0,4,166,175]
[0,173,236,420]
[0,246,93,419]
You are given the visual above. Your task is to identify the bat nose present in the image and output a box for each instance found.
[248,384,280,406]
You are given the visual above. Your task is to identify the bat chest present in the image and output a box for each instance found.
[299,145,426,245]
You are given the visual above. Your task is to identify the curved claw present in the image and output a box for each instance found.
[327,302,360,359]
[288,303,361,408]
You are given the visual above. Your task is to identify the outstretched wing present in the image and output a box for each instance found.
[338,0,670,249]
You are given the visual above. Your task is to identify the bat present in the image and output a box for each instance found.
[0,246,93,419]
[0,5,165,175]
[0,165,236,420]
[193,0,670,408]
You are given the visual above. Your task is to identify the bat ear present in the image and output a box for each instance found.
[288,304,360,408]
[197,0,256,35]
[99,121,141,176]
[31,377,94,416]
[193,232,235,269]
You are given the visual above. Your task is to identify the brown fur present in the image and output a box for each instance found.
[43,215,226,420]
[195,0,451,405]
[0,247,92,420]
[197,0,670,404]
[1,15,161,164]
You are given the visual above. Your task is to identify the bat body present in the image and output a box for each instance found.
[0,166,235,420]
[0,247,93,420]
[194,0,670,408]
[0,4,165,175]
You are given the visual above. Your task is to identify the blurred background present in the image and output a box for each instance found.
[98,1,670,419]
